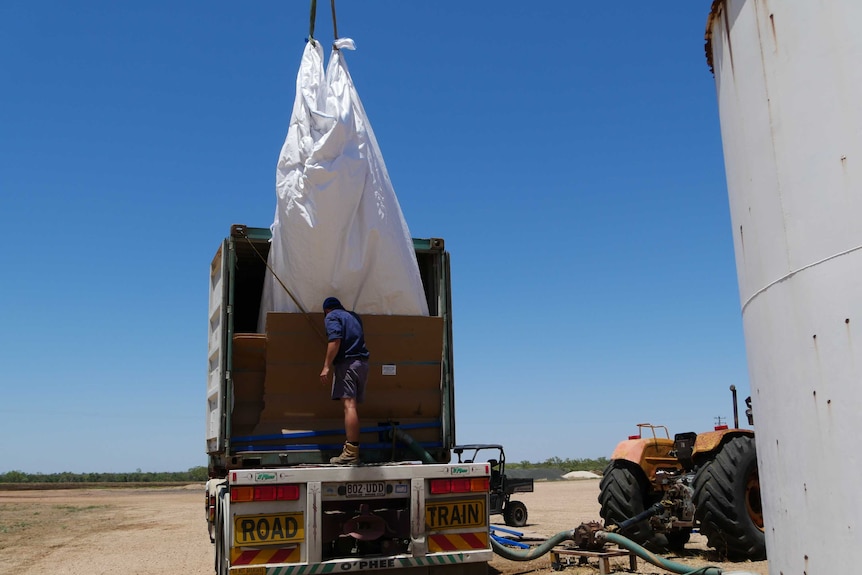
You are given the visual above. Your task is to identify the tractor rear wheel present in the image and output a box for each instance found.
[503,500,528,527]
[598,462,654,544]
[692,435,766,560]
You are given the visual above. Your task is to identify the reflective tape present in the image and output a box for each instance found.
[232,545,301,565]
[428,531,489,552]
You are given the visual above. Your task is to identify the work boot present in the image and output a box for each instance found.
[330,442,359,465]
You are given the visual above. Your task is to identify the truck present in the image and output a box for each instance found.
[205,225,493,575]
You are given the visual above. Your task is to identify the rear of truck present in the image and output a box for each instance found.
[205,226,492,575]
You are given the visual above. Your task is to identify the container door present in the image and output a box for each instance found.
[440,250,456,450]
[206,241,229,453]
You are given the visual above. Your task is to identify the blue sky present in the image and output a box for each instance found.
[0,1,749,473]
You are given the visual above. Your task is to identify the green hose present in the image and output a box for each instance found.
[391,428,436,464]
[597,531,723,575]
[491,529,729,575]
[490,530,576,560]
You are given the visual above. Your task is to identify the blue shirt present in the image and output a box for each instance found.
[324,309,370,364]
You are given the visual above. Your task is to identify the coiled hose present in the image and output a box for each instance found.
[491,529,752,575]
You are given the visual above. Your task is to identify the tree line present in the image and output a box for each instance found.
[508,456,610,473]
[0,467,208,484]
[0,458,611,484]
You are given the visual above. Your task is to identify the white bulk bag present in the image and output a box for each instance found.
[259,39,429,328]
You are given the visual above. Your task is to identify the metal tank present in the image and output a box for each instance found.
[706,1,862,573]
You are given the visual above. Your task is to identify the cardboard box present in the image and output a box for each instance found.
[252,313,444,445]
[231,334,266,435]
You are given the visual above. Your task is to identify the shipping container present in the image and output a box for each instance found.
[205,225,491,575]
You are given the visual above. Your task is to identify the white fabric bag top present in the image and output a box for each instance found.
[258,39,429,327]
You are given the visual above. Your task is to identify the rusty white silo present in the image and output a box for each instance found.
[706,1,862,573]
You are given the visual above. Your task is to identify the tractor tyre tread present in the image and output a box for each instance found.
[597,463,653,544]
[692,435,766,560]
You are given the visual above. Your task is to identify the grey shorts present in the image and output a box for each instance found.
[331,358,369,403]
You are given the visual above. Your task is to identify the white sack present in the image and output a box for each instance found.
[258,39,429,329]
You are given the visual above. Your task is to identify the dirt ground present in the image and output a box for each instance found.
[0,480,768,575]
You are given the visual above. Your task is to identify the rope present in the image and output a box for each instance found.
[741,242,862,313]
[240,235,327,344]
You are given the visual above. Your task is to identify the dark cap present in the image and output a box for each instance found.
[322,296,344,311]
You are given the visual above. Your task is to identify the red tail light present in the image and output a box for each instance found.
[231,484,301,502]
[430,478,490,494]
[277,485,300,500]
[430,479,451,494]
[254,486,277,501]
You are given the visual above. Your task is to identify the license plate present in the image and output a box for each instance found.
[234,568,266,575]
[345,481,386,498]
[425,498,486,530]
[234,513,304,546]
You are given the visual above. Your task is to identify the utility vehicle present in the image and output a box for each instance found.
[453,444,534,527]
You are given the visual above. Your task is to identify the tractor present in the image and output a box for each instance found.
[598,386,765,560]
[453,444,534,527]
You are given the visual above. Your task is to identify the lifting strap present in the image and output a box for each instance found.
[308,0,316,42]
[308,0,341,46]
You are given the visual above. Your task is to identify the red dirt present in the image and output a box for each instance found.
[0,481,767,575]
